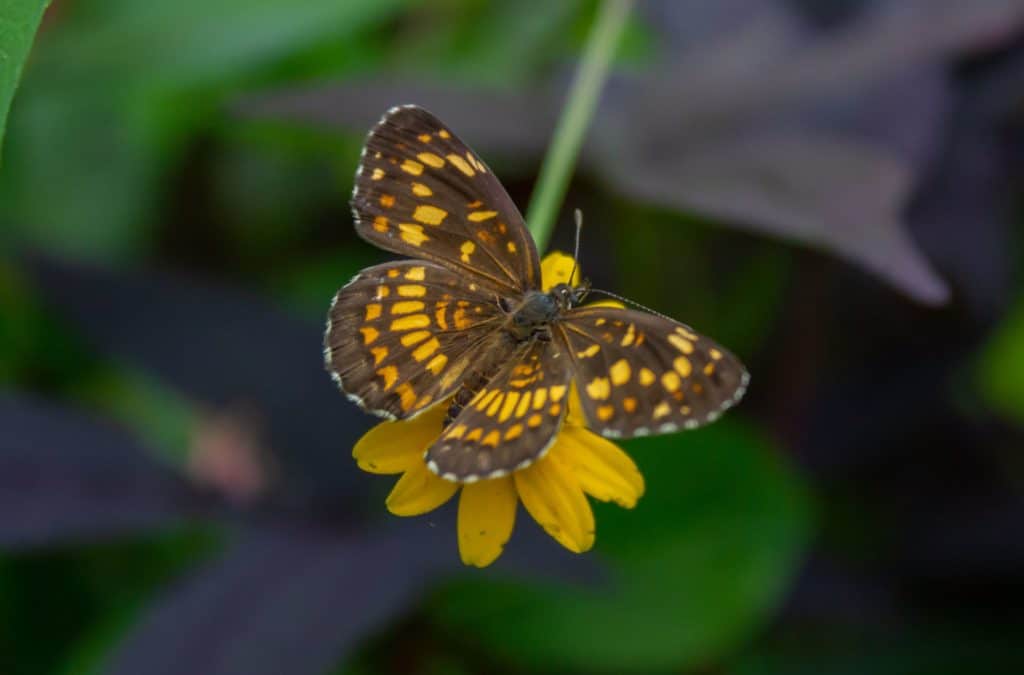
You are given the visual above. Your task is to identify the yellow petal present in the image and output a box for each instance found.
[515,452,595,553]
[385,459,458,516]
[585,299,625,309]
[352,403,447,474]
[540,251,580,291]
[553,426,645,508]
[566,383,587,427]
[458,477,517,567]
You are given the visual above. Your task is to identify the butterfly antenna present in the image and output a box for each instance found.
[568,208,584,285]
[587,288,679,324]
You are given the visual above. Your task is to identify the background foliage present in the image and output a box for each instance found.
[2,1,1024,673]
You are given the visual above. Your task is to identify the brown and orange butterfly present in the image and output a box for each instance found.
[325,105,748,482]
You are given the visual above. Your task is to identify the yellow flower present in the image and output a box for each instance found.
[352,253,645,567]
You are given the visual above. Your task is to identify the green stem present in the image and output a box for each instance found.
[525,0,633,252]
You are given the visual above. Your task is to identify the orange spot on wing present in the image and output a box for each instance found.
[486,393,505,417]
[669,334,695,354]
[413,204,447,225]
[609,359,631,386]
[452,308,472,330]
[446,154,474,176]
[426,353,447,374]
[446,424,467,439]
[621,323,636,346]
[434,301,449,330]
[397,284,426,297]
[391,300,425,315]
[417,152,445,168]
[475,390,499,411]
[498,392,521,422]
[515,392,532,417]
[411,337,440,361]
[390,314,430,331]
[532,388,547,410]
[399,223,429,246]
[395,382,417,411]
[400,330,430,347]
[377,365,398,390]
[359,327,379,344]
[400,159,423,175]
[586,377,611,401]
[467,210,497,222]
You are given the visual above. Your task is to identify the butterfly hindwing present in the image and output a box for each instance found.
[325,260,503,420]
[555,306,749,438]
[352,105,542,294]
[425,338,573,481]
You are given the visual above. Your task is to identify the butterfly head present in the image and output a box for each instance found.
[549,278,590,311]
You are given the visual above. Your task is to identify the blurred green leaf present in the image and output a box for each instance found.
[432,421,811,671]
[70,365,198,464]
[36,0,408,90]
[0,0,49,159]
[976,292,1024,424]
[0,0,408,260]
[269,249,378,318]
[0,528,219,675]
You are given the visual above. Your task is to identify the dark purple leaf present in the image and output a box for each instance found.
[604,133,949,304]
[107,514,603,675]
[780,553,897,623]
[26,254,372,509]
[235,78,560,165]
[897,499,1024,578]
[106,524,441,675]
[0,393,210,549]
[907,50,1024,318]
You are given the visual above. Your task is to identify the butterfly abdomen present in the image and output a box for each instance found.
[442,336,516,428]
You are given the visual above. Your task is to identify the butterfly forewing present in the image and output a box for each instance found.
[352,105,541,294]
[325,260,503,420]
[555,306,749,439]
[425,338,573,481]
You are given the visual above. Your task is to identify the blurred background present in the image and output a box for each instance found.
[3,0,1024,673]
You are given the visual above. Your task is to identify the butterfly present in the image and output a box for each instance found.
[324,105,748,483]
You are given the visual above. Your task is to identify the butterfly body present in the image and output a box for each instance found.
[325,105,748,483]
